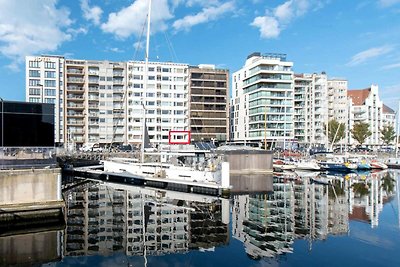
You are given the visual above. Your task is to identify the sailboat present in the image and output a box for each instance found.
[102,0,230,188]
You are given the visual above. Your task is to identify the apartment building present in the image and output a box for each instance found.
[327,78,350,145]
[347,85,383,147]
[65,59,127,146]
[231,52,294,148]
[294,73,328,148]
[382,104,396,128]
[26,56,127,147]
[26,55,65,145]
[126,61,189,146]
[189,64,229,142]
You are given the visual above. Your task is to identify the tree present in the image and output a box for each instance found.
[351,122,372,145]
[326,119,346,144]
[380,125,396,146]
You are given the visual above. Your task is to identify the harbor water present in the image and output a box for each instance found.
[1,169,400,267]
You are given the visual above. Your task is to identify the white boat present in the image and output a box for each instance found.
[385,158,400,169]
[369,159,388,169]
[103,156,230,186]
[273,159,296,171]
[294,159,321,171]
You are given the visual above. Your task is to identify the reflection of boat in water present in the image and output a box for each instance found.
[385,158,400,169]
[294,170,321,178]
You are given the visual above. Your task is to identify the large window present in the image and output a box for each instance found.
[29,61,40,68]
[45,71,56,78]
[29,70,40,77]
[44,80,56,87]
[29,79,40,86]
[44,61,56,69]
[29,88,41,95]
[45,89,56,96]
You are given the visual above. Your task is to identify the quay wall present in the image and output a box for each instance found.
[0,168,62,205]
[0,168,64,225]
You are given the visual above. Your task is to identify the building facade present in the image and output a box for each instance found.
[231,52,294,149]
[327,78,350,146]
[347,85,384,147]
[294,73,328,148]
[26,55,229,148]
[26,55,65,145]
[189,64,229,143]
[126,61,189,146]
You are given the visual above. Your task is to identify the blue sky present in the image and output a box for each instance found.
[1,0,400,109]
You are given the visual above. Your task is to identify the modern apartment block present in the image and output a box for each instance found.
[231,52,294,148]
[294,73,328,148]
[65,59,127,146]
[382,104,396,128]
[126,61,189,146]
[189,64,229,142]
[327,79,350,145]
[26,55,65,145]
[347,85,384,147]
[26,56,127,147]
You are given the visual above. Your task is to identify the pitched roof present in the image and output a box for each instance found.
[383,104,395,114]
[347,88,371,105]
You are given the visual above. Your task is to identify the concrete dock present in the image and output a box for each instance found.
[0,168,65,228]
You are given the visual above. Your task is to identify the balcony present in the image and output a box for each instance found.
[67,95,84,101]
[67,112,84,117]
[67,120,84,125]
[67,69,84,75]
[67,78,85,84]
[113,71,124,77]
[113,80,124,85]
[67,103,84,109]
[88,79,99,84]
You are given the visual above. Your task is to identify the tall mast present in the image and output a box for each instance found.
[141,0,152,163]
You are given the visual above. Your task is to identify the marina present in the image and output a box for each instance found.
[0,168,399,266]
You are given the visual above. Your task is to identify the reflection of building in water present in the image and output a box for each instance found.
[348,171,393,228]
[63,181,229,258]
[232,177,295,259]
[233,175,351,259]
[64,183,126,256]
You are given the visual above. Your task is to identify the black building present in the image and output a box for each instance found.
[0,100,54,147]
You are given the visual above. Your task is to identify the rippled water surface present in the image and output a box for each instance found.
[1,170,400,267]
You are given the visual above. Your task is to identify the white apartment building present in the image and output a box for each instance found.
[26,56,127,147]
[347,85,384,147]
[382,104,396,128]
[231,52,294,149]
[294,73,328,148]
[126,61,189,146]
[26,55,65,145]
[327,79,350,145]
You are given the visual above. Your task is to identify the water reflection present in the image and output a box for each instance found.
[63,180,230,258]
[0,170,399,266]
[232,170,399,259]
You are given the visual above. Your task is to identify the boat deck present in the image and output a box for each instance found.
[64,165,231,198]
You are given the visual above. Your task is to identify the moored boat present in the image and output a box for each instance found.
[294,159,320,171]
[370,159,388,169]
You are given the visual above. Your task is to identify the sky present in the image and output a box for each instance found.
[0,0,400,109]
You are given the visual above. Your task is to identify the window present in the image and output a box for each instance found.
[45,98,55,103]
[44,61,56,69]
[29,97,41,103]
[29,79,40,86]
[100,76,106,81]
[44,80,56,87]
[45,89,56,96]
[29,70,40,77]
[29,61,40,68]
[45,71,56,78]
[29,88,41,95]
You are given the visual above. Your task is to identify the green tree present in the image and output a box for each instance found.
[326,119,346,144]
[351,122,372,145]
[381,173,395,194]
[380,125,396,146]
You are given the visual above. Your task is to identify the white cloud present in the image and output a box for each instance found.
[101,0,173,39]
[0,0,72,70]
[347,45,394,66]
[80,0,103,25]
[378,0,400,7]
[251,0,325,39]
[382,62,400,70]
[251,16,280,39]
[172,1,235,32]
